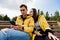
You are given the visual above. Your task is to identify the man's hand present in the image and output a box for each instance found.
[12,25,23,30]
[18,25,23,30]
[48,32,59,40]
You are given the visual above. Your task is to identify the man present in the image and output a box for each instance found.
[0,21,30,40]
[16,4,35,39]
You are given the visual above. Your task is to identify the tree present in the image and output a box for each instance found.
[54,11,60,21]
[3,15,10,21]
[40,11,44,15]
[50,11,60,21]
[0,15,3,20]
[45,11,50,20]
[12,16,17,21]
[38,9,40,15]
[54,11,59,17]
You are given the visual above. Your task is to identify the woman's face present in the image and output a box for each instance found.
[29,9,33,17]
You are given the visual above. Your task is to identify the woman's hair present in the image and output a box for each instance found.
[32,8,38,23]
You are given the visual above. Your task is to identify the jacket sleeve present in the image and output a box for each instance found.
[24,17,35,33]
[38,15,51,32]
[16,16,23,25]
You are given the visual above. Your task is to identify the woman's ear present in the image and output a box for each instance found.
[25,8,28,11]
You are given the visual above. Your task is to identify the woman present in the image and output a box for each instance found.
[29,8,59,40]
[0,21,30,40]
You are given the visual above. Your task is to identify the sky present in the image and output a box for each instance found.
[0,0,60,19]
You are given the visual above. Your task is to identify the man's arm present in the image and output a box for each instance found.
[24,17,35,33]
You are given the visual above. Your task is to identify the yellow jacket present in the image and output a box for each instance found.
[38,14,51,32]
[16,15,35,36]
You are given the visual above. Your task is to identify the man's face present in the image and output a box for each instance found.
[20,7,27,16]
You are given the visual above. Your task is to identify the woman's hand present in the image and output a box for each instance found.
[35,31,42,36]
[48,32,59,40]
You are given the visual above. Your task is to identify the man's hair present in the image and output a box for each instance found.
[20,4,27,10]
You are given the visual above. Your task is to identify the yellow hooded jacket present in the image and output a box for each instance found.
[32,15,52,40]
[16,15,35,36]
[38,15,51,32]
